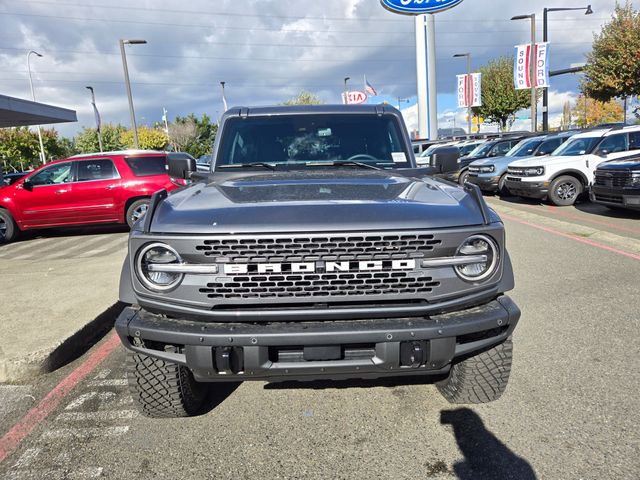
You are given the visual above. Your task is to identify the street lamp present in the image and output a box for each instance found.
[343,76,350,104]
[85,86,103,152]
[27,50,46,164]
[511,14,537,132]
[542,5,593,131]
[453,53,472,135]
[220,81,228,112]
[119,39,147,149]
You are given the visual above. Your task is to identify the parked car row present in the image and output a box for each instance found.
[415,125,640,212]
[0,150,192,243]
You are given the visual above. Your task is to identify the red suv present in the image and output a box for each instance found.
[0,151,182,243]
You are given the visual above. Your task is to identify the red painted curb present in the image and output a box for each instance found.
[0,332,121,464]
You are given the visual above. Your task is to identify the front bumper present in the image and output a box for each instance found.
[115,296,520,382]
[504,178,547,199]
[590,185,640,211]
[468,173,501,192]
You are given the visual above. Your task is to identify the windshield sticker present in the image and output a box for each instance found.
[391,152,406,163]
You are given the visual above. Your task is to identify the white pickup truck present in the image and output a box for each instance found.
[504,126,640,206]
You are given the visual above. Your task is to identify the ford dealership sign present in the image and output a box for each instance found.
[380,0,464,15]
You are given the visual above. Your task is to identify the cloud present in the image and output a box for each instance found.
[0,0,617,139]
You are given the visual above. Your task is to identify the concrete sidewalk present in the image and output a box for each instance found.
[0,230,128,382]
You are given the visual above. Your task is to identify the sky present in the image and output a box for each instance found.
[0,0,623,138]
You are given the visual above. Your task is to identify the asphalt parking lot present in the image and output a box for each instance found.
[0,205,638,479]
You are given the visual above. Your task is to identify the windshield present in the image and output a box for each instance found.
[217,114,411,169]
[467,142,494,158]
[551,136,601,156]
[507,138,543,157]
[459,142,482,156]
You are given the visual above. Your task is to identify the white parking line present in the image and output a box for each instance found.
[73,235,128,258]
[64,391,117,410]
[85,379,128,387]
[11,447,41,469]
[56,410,138,422]
[41,426,130,440]
[6,466,104,479]
[92,368,111,380]
[45,235,117,259]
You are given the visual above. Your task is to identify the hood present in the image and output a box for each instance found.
[149,170,490,234]
[597,158,640,171]
[508,155,580,168]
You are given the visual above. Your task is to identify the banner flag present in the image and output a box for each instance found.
[534,42,550,88]
[457,75,468,108]
[471,73,482,107]
[514,44,531,90]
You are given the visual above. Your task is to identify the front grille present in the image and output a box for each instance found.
[594,193,623,204]
[195,234,442,263]
[199,271,440,299]
[594,171,631,188]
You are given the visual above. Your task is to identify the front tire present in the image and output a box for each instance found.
[548,175,582,206]
[126,199,150,228]
[126,346,209,418]
[497,174,509,196]
[458,170,469,186]
[437,337,513,404]
[0,209,18,243]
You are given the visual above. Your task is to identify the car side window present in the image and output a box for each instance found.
[76,159,119,182]
[491,142,512,156]
[536,138,562,156]
[598,133,628,154]
[628,132,640,151]
[28,162,72,186]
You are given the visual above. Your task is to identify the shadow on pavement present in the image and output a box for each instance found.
[441,408,536,480]
[574,201,640,220]
[199,382,242,416]
[4,224,129,245]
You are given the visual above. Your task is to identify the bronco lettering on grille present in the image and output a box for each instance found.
[223,259,416,275]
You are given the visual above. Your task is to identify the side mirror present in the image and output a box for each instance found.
[22,179,33,191]
[431,146,459,174]
[598,149,609,156]
[167,152,197,180]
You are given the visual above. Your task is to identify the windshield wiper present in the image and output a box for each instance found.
[218,162,276,171]
[306,160,382,171]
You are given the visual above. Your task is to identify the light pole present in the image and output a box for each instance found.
[453,53,472,135]
[397,97,409,110]
[343,77,350,104]
[220,81,228,112]
[542,5,592,131]
[119,39,146,149]
[27,50,46,164]
[85,86,103,152]
[511,14,537,132]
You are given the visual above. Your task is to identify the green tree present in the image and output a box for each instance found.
[471,56,533,130]
[282,91,323,106]
[582,1,640,112]
[121,127,168,150]
[168,113,218,158]
[75,123,128,153]
[0,127,70,170]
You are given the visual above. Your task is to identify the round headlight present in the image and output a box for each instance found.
[135,243,183,292]
[454,235,499,282]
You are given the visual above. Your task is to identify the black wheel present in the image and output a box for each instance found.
[126,345,209,418]
[126,199,150,228]
[548,175,582,206]
[437,337,513,404]
[497,174,509,196]
[0,209,18,243]
[458,170,469,186]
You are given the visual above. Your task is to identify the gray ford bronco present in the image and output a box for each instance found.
[116,105,520,418]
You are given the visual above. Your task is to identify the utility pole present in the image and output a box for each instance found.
[119,39,147,149]
[86,86,103,152]
[27,50,46,164]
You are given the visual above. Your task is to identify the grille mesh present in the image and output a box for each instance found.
[595,171,631,188]
[199,272,440,299]
[195,234,441,263]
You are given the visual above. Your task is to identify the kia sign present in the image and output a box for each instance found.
[380,0,464,15]
[342,91,368,105]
